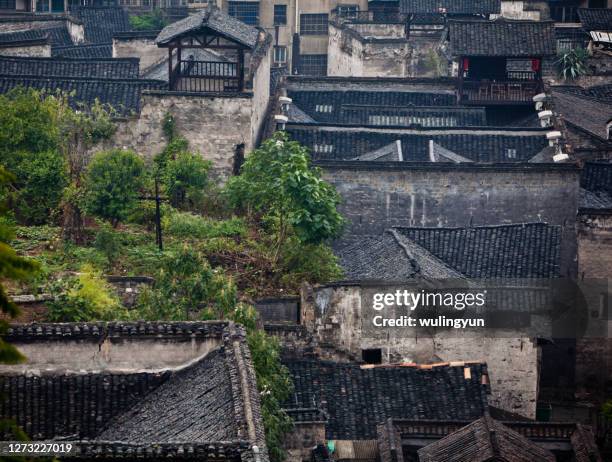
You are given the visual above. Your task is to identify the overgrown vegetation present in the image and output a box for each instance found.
[2,97,345,461]
[556,47,590,80]
[129,9,169,31]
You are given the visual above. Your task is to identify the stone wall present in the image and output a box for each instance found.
[300,283,541,418]
[284,422,326,462]
[318,162,580,276]
[327,22,412,77]
[498,1,545,20]
[112,32,166,74]
[111,92,255,178]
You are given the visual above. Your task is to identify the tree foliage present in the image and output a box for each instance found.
[129,9,169,31]
[0,167,39,364]
[226,132,344,260]
[557,47,590,80]
[135,247,293,461]
[84,149,144,226]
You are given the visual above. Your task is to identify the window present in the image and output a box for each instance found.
[300,13,328,35]
[298,54,327,75]
[362,349,382,365]
[506,148,517,159]
[273,46,287,64]
[315,104,333,113]
[0,0,16,8]
[336,4,358,18]
[273,4,287,25]
[313,143,334,154]
[228,1,259,26]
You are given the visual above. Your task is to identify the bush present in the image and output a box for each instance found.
[557,48,590,80]
[94,224,121,268]
[163,151,211,210]
[279,239,343,287]
[129,9,169,31]
[164,210,247,239]
[84,149,144,226]
[47,264,126,321]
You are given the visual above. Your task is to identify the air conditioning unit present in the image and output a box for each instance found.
[274,114,288,130]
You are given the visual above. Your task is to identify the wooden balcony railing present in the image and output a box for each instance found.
[332,9,405,24]
[460,80,541,105]
[171,60,242,93]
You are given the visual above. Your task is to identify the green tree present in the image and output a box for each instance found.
[84,149,144,227]
[0,89,67,224]
[226,132,344,261]
[0,166,39,364]
[163,151,211,210]
[135,248,293,461]
[129,9,169,31]
[604,400,612,422]
[557,48,590,80]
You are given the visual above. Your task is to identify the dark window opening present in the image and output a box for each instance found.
[336,4,359,18]
[274,46,287,64]
[0,0,16,9]
[362,348,382,364]
[298,54,327,75]
[228,1,259,26]
[300,13,328,35]
[588,0,606,8]
[274,4,287,25]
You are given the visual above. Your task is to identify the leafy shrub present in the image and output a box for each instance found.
[84,149,144,226]
[163,151,211,210]
[129,9,169,30]
[163,210,247,239]
[279,239,343,287]
[47,264,125,321]
[94,224,121,268]
[557,48,589,80]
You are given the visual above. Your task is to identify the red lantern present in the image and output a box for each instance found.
[531,59,540,72]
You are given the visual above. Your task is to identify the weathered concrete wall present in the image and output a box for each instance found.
[250,42,272,147]
[111,92,254,178]
[328,22,412,77]
[113,34,165,74]
[284,422,326,462]
[5,336,221,373]
[319,163,580,276]
[0,43,51,57]
[301,283,541,418]
[578,214,612,280]
[498,1,543,20]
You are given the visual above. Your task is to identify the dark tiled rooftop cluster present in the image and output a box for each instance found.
[53,43,113,58]
[0,76,166,115]
[0,372,169,439]
[99,349,237,443]
[417,416,556,462]
[400,0,501,15]
[551,87,612,142]
[448,19,556,57]
[288,90,457,124]
[396,223,561,278]
[577,8,612,32]
[71,6,131,44]
[580,162,612,211]
[286,125,549,162]
[284,360,489,440]
[0,56,139,79]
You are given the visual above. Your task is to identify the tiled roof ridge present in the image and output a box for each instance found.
[448,17,555,24]
[0,74,164,84]
[287,121,548,133]
[360,360,487,370]
[0,13,82,24]
[392,222,554,231]
[6,321,231,340]
[0,55,139,63]
[75,440,252,459]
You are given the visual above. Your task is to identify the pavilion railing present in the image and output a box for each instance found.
[172,60,241,93]
[460,80,541,104]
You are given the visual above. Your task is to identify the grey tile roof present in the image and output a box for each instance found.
[52,44,113,58]
[286,125,550,163]
[352,140,403,161]
[333,232,418,281]
[156,8,259,49]
[284,360,489,440]
[71,6,131,44]
[0,56,139,79]
[580,188,612,210]
[99,348,237,443]
[552,87,612,142]
[400,0,501,15]
[0,75,166,115]
[417,416,556,462]
[395,223,561,278]
[0,29,48,46]
[581,161,612,195]
[578,8,612,32]
[448,19,556,57]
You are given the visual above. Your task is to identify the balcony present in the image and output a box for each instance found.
[331,9,405,24]
[460,80,542,105]
[170,60,241,93]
